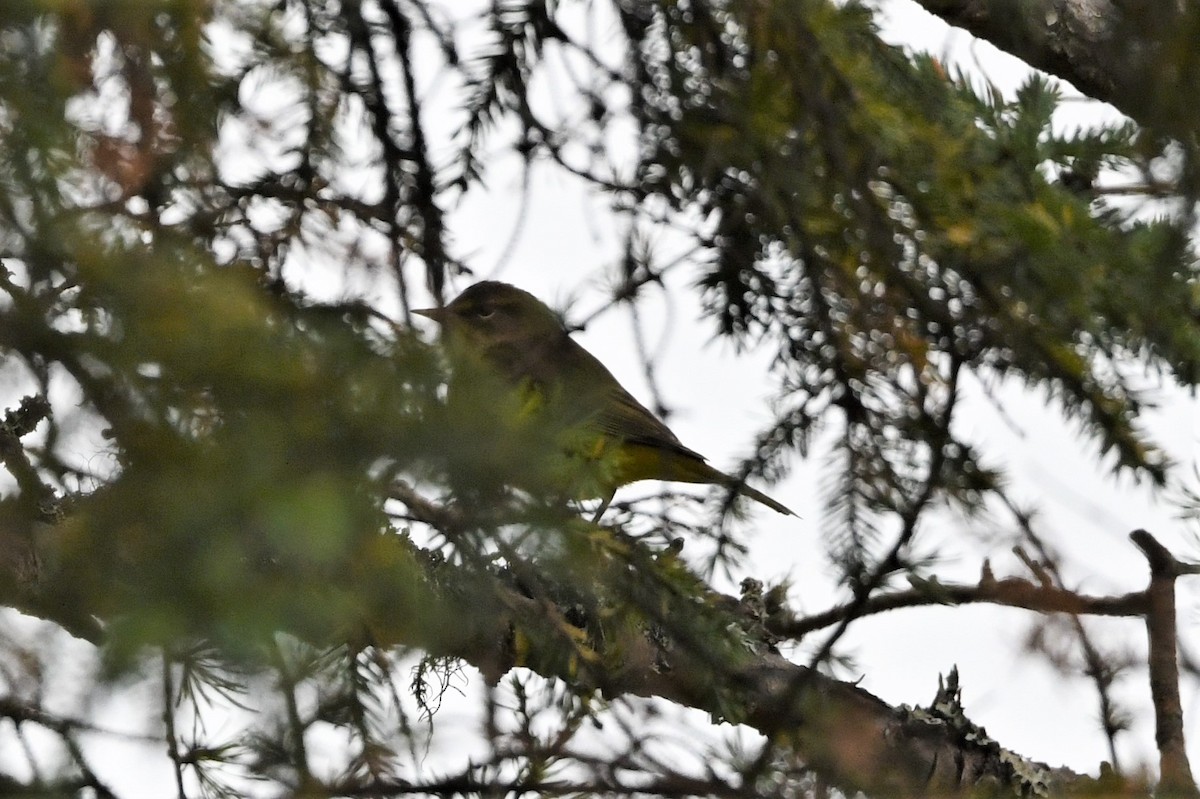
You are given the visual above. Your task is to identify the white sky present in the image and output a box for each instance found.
[3,0,1199,794]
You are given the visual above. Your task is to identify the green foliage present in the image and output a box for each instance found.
[601,1,1198,578]
[0,0,1196,795]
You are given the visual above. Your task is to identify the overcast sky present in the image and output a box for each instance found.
[3,1,1198,794]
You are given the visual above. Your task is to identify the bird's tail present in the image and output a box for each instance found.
[624,443,796,517]
[681,458,795,517]
[729,480,796,516]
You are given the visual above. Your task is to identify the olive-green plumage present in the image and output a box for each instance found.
[415,281,794,518]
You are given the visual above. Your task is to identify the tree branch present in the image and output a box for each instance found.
[2,486,1175,797]
[777,566,1147,639]
[1130,530,1199,797]
[911,0,1196,136]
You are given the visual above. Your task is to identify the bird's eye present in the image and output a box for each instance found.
[475,308,496,320]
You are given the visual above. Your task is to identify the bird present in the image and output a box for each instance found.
[413,281,794,521]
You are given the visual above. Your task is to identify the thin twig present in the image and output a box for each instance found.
[161,652,189,799]
[777,572,1147,638]
[269,639,314,790]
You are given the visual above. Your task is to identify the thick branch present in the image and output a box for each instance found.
[0,488,1148,797]
[911,0,1195,136]
[460,574,1085,796]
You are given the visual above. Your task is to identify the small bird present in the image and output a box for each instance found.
[414,281,794,520]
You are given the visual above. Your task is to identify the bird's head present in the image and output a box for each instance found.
[414,281,565,354]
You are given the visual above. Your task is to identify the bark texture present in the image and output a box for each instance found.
[914,0,1198,135]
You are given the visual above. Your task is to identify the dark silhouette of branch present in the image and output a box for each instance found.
[325,771,750,799]
[0,392,55,513]
[1130,530,1199,797]
[0,696,125,797]
[1014,529,1136,771]
[382,0,450,299]
[776,569,1147,639]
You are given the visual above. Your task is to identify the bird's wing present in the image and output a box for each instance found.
[591,385,708,462]
[511,328,708,462]
[545,335,702,456]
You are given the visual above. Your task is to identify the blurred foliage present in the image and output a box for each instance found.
[610,1,1199,576]
[0,0,1195,795]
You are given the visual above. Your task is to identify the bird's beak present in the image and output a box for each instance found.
[412,307,445,322]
